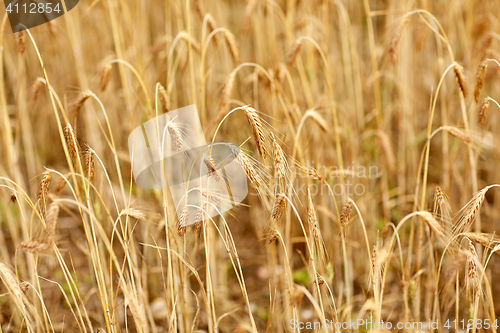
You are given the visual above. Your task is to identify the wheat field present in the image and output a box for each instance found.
[1,0,500,332]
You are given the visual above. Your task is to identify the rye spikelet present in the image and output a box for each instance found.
[99,63,112,92]
[177,31,201,52]
[294,17,308,31]
[224,29,240,64]
[44,202,59,244]
[290,287,304,307]
[268,229,279,243]
[53,175,68,194]
[20,281,30,294]
[37,172,51,216]
[242,0,258,35]
[125,290,147,330]
[414,19,425,51]
[230,145,261,185]
[478,98,490,126]
[308,190,319,240]
[434,186,446,207]
[419,211,444,237]
[219,71,236,115]
[178,225,187,238]
[466,240,480,291]
[478,33,492,61]
[340,200,353,229]
[64,123,80,160]
[271,193,286,225]
[0,262,24,306]
[454,188,488,234]
[388,14,410,63]
[306,109,329,132]
[205,14,219,46]
[285,40,302,66]
[371,244,377,271]
[194,220,203,232]
[122,208,146,221]
[271,134,287,180]
[20,240,50,253]
[177,206,189,237]
[192,0,204,19]
[462,232,500,248]
[83,148,96,182]
[274,64,286,84]
[70,90,92,119]
[242,106,268,158]
[29,78,44,103]
[445,251,467,281]
[453,63,468,98]
[15,31,25,54]
[444,126,471,144]
[299,165,325,181]
[204,156,221,182]
[10,190,17,203]
[315,272,326,286]
[167,120,183,152]
[47,20,58,37]
[151,36,167,54]
[159,84,171,113]
[377,130,396,173]
[381,223,391,238]
[194,202,209,229]
[474,60,488,103]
